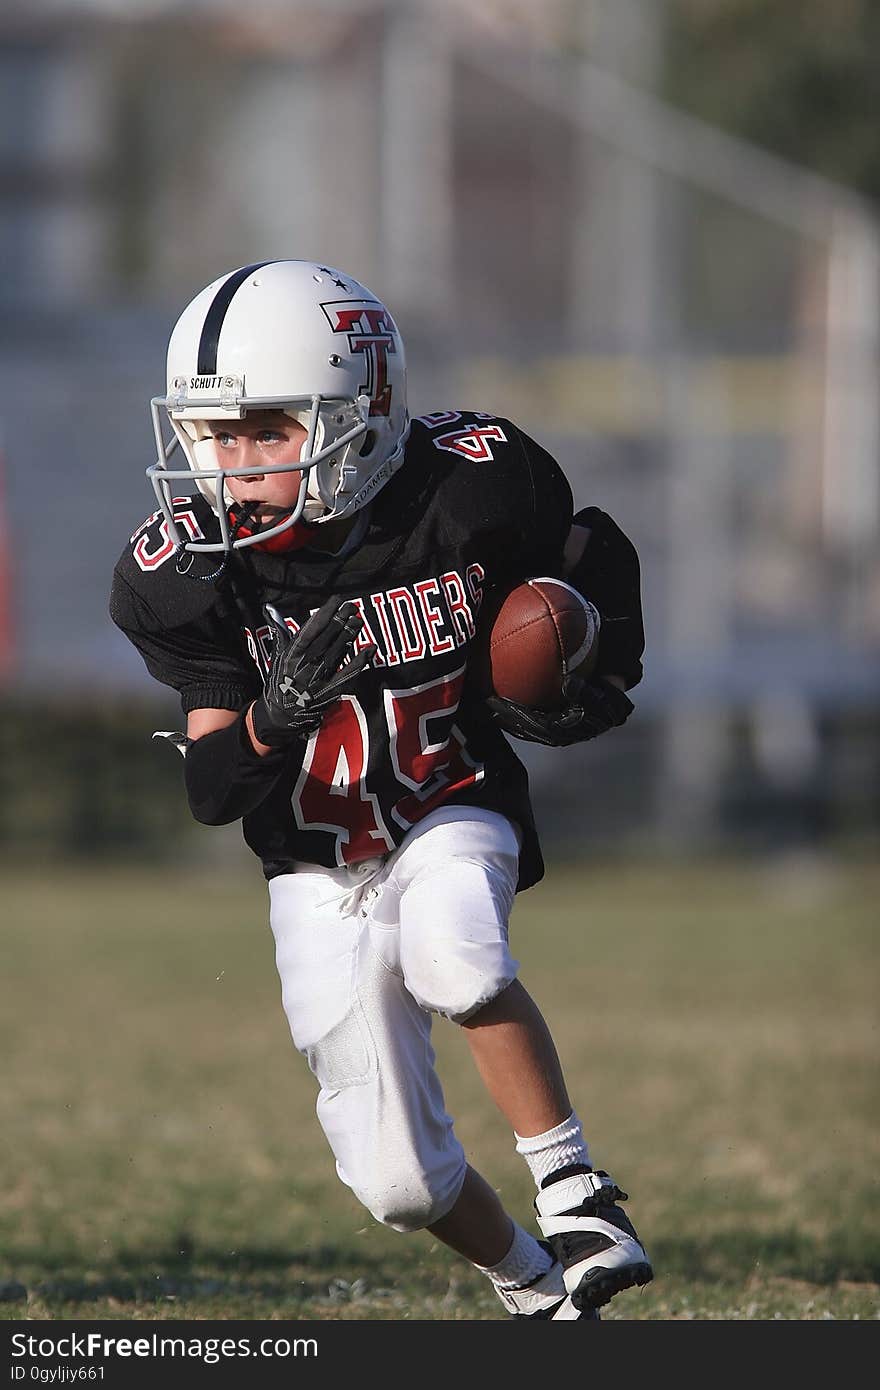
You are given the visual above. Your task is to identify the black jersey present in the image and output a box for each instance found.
[110,412,574,890]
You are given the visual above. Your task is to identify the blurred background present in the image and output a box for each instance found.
[1,0,878,868]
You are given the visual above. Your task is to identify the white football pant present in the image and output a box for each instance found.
[268,807,521,1232]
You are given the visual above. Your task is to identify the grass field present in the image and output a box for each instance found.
[1,853,877,1322]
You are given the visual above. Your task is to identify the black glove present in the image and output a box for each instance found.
[251,597,375,746]
[486,672,634,747]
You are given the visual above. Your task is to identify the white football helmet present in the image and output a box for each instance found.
[147,259,409,552]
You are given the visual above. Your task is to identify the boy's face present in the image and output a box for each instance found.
[206,410,308,521]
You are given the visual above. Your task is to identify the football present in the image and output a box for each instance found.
[473,576,600,708]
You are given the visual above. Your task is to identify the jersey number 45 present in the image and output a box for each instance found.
[292,668,482,864]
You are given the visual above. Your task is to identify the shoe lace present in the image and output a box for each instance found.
[582,1171,629,1208]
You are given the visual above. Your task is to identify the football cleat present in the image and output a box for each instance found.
[535,1167,653,1311]
[494,1244,601,1320]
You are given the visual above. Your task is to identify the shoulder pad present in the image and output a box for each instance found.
[406,411,571,567]
[114,495,226,631]
[411,410,516,465]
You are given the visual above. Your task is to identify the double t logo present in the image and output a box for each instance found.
[321,300,399,417]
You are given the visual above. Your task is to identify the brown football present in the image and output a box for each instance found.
[473,577,600,708]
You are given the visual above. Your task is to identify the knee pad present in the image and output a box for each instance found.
[399,861,519,1023]
[354,1168,461,1234]
[405,939,516,1022]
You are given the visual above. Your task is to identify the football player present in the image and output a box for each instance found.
[110,259,651,1319]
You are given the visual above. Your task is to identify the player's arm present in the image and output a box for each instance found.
[489,508,642,746]
[187,704,273,753]
[563,522,627,690]
[185,704,292,824]
[506,428,644,691]
[110,568,282,824]
[562,506,644,692]
[182,599,375,825]
[112,558,373,822]
[182,703,289,825]
[486,429,640,746]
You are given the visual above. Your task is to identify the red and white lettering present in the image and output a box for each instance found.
[465,562,485,615]
[432,424,507,462]
[245,613,302,676]
[348,596,386,666]
[129,509,161,544]
[440,570,474,645]
[387,587,426,662]
[384,669,483,828]
[254,622,276,671]
[414,578,456,656]
[132,498,205,571]
[321,301,399,417]
[292,697,395,865]
[416,411,461,427]
[290,672,484,859]
[370,591,400,667]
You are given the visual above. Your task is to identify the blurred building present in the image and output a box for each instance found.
[0,0,878,854]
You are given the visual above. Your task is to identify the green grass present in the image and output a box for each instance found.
[1,854,877,1320]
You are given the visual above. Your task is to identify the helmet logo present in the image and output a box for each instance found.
[321,300,398,418]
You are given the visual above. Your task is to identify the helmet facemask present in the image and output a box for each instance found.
[148,390,378,553]
[146,260,410,554]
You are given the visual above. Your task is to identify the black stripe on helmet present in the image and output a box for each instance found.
[196,261,275,376]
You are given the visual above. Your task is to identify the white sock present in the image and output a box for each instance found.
[514,1111,591,1188]
[474,1220,554,1290]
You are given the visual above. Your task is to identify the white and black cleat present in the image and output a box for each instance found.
[535,1166,652,1312]
[495,1243,601,1320]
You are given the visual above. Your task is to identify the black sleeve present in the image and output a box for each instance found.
[566,506,645,689]
[110,568,262,715]
[183,711,291,825]
[514,426,575,575]
[111,558,299,829]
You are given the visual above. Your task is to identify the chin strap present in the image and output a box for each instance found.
[175,503,313,584]
[226,504,315,554]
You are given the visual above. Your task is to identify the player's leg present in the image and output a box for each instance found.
[427,1167,594,1319]
[392,808,651,1313]
[462,979,652,1311]
[268,861,465,1233]
[460,977,572,1133]
[268,854,587,1319]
